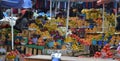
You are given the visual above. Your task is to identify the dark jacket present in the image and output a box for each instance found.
[0,10,4,20]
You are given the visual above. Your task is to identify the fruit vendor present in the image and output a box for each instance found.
[14,10,34,32]
[0,8,3,20]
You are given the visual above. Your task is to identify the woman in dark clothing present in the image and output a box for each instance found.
[14,10,34,32]
[0,9,4,20]
[89,45,95,56]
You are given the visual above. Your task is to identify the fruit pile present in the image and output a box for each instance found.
[81,9,101,19]
[70,34,90,46]
[37,37,45,46]
[6,50,32,59]
[94,44,113,58]
[6,50,19,59]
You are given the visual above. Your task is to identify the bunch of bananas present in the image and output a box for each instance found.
[57,27,66,36]
[36,29,41,35]
[69,20,78,28]
[81,9,101,19]
[65,36,73,43]
[35,19,42,25]
[44,22,57,31]
[41,31,51,38]
[104,13,115,26]
[29,23,39,29]
[71,40,82,51]
[72,43,79,51]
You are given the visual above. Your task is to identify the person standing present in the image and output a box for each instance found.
[0,9,3,20]
[14,10,34,32]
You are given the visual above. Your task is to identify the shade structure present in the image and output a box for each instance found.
[0,0,24,8]
[0,0,32,8]
[49,0,97,2]
[97,0,113,5]
[22,0,32,8]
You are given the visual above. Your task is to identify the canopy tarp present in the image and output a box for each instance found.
[0,0,23,8]
[0,0,32,8]
[48,0,115,3]
[48,0,97,2]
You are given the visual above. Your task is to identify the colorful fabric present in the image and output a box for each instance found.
[22,0,32,8]
[117,46,120,51]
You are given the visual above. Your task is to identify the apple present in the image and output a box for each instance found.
[29,41,33,44]
[26,53,32,56]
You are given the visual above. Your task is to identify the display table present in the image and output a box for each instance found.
[25,55,117,61]
[25,45,44,55]
[0,45,44,55]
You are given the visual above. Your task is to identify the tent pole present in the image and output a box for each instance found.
[45,0,47,8]
[10,8,14,50]
[11,24,14,50]
[65,0,70,38]
[58,1,60,8]
[115,1,117,27]
[55,1,57,17]
[18,9,21,13]
[102,4,105,33]
[50,0,52,19]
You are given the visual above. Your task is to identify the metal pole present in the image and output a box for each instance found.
[50,0,52,19]
[18,9,21,13]
[55,0,58,17]
[45,0,47,8]
[64,2,67,9]
[10,8,14,50]
[65,0,70,38]
[102,4,105,32]
[11,25,14,50]
[58,1,60,8]
[115,1,117,27]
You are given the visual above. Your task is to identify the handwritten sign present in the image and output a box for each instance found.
[42,49,72,55]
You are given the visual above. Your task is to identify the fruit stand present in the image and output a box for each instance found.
[0,0,120,61]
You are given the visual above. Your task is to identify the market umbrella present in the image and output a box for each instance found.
[97,0,113,5]
[51,0,97,2]
[0,0,32,8]
[0,0,24,8]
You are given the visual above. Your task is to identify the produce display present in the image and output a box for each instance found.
[0,7,120,61]
[6,50,32,61]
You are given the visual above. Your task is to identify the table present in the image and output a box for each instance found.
[25,55,117,61]
[0,45,44,55]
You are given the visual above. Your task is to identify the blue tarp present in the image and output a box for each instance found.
[0,0,23,8]
[0,0,32,8]
[22,0,32,8]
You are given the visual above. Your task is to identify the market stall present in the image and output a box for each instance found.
[0,0,120,61]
